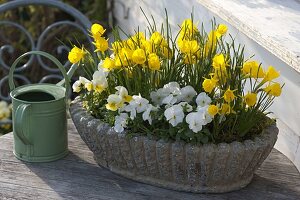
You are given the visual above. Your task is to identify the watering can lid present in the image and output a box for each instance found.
[10,83,66,103]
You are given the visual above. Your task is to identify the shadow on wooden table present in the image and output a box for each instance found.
[23,148,300,200]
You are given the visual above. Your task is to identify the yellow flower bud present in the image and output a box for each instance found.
[208,105,219,116]
[212,54,227,70]
[102,57,115,71]
[244,92,257,107]
[93,37,109,52]
[216,24,228,37]
[68,46,85,64]
[132,48,146,64]
[91,23,106,41]
[223,88,236,103]
[202,78,217,93]
[148,53,161,70]
[263,66,280,82]
[264,83,282,97]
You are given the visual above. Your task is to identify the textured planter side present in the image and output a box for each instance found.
[70,99,278,193]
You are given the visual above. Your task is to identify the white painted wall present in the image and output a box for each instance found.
[114,0,300,172]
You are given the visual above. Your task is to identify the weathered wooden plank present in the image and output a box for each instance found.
[0,121,300,200]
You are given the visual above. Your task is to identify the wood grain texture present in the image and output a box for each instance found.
[0,120,299,200]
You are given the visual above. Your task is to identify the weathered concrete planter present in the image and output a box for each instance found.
[70,98,278,193]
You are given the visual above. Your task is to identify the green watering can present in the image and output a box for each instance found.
[9,51,78,162]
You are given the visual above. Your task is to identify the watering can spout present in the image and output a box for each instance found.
[57,63,79,87]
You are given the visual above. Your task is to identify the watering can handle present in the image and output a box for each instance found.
[9,51,71,95]
[15,104,32,145]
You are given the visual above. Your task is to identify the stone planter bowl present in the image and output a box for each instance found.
[70,99,278,193]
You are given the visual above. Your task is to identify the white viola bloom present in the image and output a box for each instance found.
[196,92,212,107]
[114,113,129,133]
[203,111,213,124]
[124,104,136,120]
[115,86,128,96]
[163,82,181,95]
[177,85,197,103]
[196,105,209,112]
[162,94,177,106]
[142,104,157,125]
[72,80,82,93]
[178,102,193,112]
[92,70,108,92]
[186,112,205,133]
[131,95,149,113]
[72,76,89,93]
[164,104,185,127]
[150,88,169,105]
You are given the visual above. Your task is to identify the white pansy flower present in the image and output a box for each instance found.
[115,86,132,102]
[164,104,184,127]
[72,80,81,93]
[203,111,213,124]
[186,112,205,133]
[92,70,108,92]
[142,104,157,125]
[162,94,177,106]
[196,105,209,112]
[124,104,136,120]
[163,82,181,95]
[150,88,169,105]
[72,76,89,93]
[177,85,197,103]
[131,95,149,113]
[196,92,212,107]
[114,113,129,133]
[178,102,193,112]
[106,94,123,111]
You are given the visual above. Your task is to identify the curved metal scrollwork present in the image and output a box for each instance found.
[36,20,94,73]
[0,21,35,72]
[0,0,94,102]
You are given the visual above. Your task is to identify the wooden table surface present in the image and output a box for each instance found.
[0,120,300,200]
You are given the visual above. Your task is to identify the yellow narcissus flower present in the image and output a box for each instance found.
[132,48,146,64]
[244,92,257,107]
[178,40,199,54]
[91,23,106,41]
[106,94,123,111]
[162,46,173,59]
[120,47,133,61]
[141,40,154,54]
[219,103,231,115]
[111,41,123,53]
[150,32,164,45]
[202,78,218,93]
[68,46,85,64]
[263,66,280,82]
[212,54,227,70]
[102,57,116,71]
[148,53,160,70]
[264,82,282,97]
[203,30,218,56]
[94,37,109,52]
[223,88,236,102]
[180,19,198,38]
[183,53,197,64]
[242,61,265,78]
[208,105,219,116]
[216,24,228,37]
[132,32,146,43]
